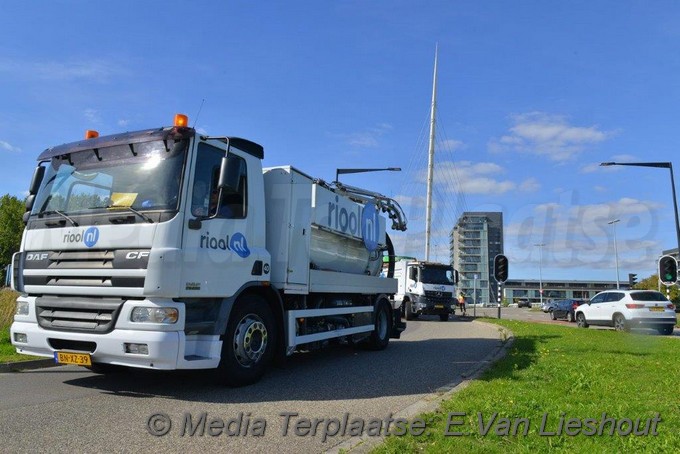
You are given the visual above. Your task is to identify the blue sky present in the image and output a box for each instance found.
[3,1,680,282]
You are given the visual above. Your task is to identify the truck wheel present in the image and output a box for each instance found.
[439,314,449,322]
[405,300,416,320]
[217,295,276,387]
[363,299,391,351]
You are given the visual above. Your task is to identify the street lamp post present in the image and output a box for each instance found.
[335,167,401,183]
[534,243,545,307]
[608,219,621,289]
[600,161,680,254]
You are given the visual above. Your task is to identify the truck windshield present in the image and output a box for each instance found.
[31,140,186,217]
[420,266,454,285]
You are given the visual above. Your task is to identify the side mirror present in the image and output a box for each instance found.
[408,268,417,281]
[29,166,45,195]
[218,155,240,191]
[25,194,36,212]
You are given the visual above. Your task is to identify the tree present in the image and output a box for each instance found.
[0,194,25,285]
[633,274,680,308]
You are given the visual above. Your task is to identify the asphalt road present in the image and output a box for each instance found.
[0,318,504,453]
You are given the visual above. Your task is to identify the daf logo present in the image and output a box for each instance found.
[125,251,150,260]
[436,292,443,297]
[26,253,48,261]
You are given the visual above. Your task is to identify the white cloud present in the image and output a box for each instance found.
[84,109,101,124]
[439,139,465,152]
[518,177,540,192]
[0,140,21,153]
[490,112,613,162]
[339,123,393,148]
[504,194,663,271]
[416,160,539,195]
[0,57,126,83]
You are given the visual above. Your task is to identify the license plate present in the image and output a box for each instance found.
[649,307,664,312]
[435,304,444,309]
[54,351,92,366]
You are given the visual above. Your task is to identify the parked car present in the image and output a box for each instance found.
[541,300,557,313]
[551,299,585,322]
[574,290,677,335]
[517,299,532,308]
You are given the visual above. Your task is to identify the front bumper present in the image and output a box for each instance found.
[10,297,222,370]
[413,296,456,315]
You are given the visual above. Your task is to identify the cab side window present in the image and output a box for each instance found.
[192,143,247,219]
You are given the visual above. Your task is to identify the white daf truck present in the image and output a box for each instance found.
[10,114,407,386]
[393,259,456,321]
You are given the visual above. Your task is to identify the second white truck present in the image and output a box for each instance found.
[393,259,456,321]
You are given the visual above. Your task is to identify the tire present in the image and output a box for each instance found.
[551,311,557,320]
[613,314,628,332]
[364,299,391,351]
[216,295,276,387]
[439,313,449,322]
[405,300,416,320]
[576,313,589,328]
[568,311,575,323]
[86,363,124,374]
[658,325,674,335]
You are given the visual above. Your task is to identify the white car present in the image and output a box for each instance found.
[575,290,677,335]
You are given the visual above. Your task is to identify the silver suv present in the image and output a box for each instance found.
[575,290,677,335]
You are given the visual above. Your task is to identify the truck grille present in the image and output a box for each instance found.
[35,296,125,333]
[424,290,453,303]
[21,249,148,293]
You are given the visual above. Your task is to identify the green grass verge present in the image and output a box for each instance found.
[374,320,680,453]
[0,288,41,363]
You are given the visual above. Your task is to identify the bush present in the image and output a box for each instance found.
[1,288,18,330]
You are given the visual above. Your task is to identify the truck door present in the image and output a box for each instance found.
[180,141,252,297]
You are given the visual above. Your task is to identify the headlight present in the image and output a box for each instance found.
[16,301,29,316]
[131,307,178,324]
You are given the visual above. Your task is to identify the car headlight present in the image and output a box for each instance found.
[131,307,178,324]
[15,301,29,316]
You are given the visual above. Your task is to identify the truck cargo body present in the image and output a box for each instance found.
[10,118,406,385]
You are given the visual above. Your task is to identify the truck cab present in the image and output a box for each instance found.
[393,259,456,321]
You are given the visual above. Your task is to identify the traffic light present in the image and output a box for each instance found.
[493,254,509,283]
[628,273,638,288]
[658,255,678,286]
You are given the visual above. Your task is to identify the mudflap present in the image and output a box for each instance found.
[391,309,406,339]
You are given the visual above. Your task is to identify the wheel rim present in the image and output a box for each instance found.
[614,315,625,331]
[577,314,585,327]
[233,313,268,368]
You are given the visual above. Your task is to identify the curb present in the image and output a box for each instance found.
[325,320,514,454]
[0,358,58,373]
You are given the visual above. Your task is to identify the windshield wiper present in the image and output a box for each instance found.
[39,210,79,226]
[92,205,154,224]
